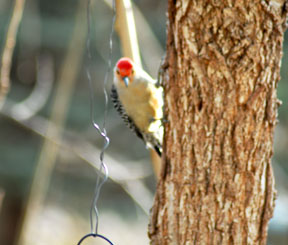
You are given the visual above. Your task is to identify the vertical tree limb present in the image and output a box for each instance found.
[0,0,26,108]
[115,0,142,67]
[149,0,288,244]
[114,0,162,178]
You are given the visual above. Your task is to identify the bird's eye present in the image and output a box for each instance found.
[116,69,120,75]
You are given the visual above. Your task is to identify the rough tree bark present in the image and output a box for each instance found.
[149,0,288,244]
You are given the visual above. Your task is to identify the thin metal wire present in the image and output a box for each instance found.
[85,0,116,236]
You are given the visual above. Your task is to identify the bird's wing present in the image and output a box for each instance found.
[111,85,144,141]
[111,85,162,156]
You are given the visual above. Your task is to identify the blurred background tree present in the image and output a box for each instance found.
[0,0,287,244]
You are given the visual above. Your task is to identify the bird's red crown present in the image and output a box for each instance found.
[116,57,133,71]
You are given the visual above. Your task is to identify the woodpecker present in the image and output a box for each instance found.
[111,57,163,156]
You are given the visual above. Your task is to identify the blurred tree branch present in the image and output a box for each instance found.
[16,2,86,244]
[114,0,142,67]
[0,0,26,108]
[102,0,164,76]
[0,189,4,214]
[10,54,54,120]
[106,0,162,178]
[1,102,154,215]
[101,0,165,178]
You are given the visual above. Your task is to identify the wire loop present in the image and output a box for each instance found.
[77,233,114,245]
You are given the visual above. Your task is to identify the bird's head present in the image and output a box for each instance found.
[114,57,134,87]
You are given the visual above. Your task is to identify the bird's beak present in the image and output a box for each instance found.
[123,76,129,87]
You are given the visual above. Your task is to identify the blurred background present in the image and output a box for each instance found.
[0,0,287,244]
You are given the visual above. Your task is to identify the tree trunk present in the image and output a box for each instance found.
[149,1,288,244]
